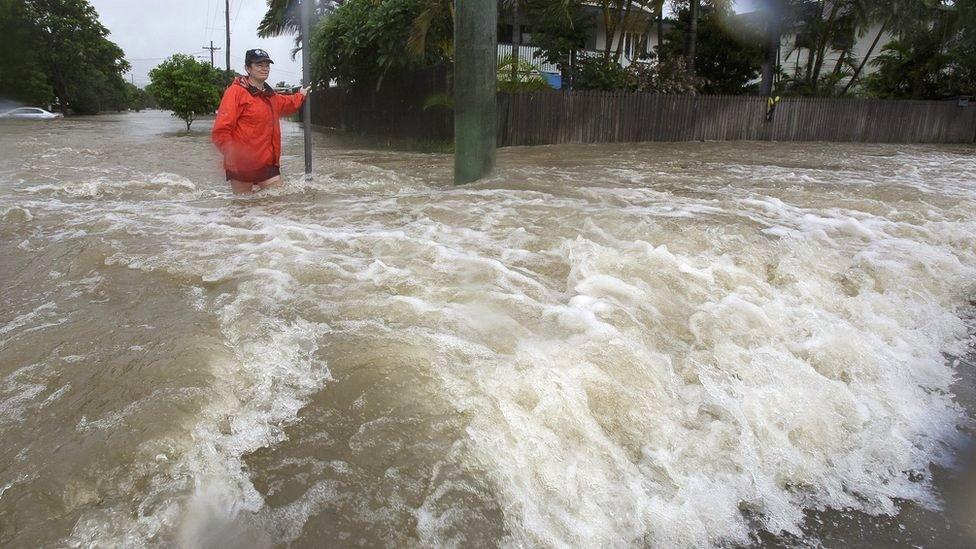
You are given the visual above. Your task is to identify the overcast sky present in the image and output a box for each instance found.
[90,0,306,87]
[90,0,756,89]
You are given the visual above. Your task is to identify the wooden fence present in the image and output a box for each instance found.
[309,84,976,146]
[497,92,976,145]
[310,66,452,142]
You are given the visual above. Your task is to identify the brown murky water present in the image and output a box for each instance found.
[1,111,974,548]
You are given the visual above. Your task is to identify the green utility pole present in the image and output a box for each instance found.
[454,0,497,185]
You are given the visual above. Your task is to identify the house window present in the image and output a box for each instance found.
[623,32,646,59]
[498,24,513,44]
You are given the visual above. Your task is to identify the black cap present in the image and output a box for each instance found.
[245,49,274,65]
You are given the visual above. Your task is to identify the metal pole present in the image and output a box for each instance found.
[454,0,497,185]
[225,0,231,72]
[301,0,313,177]
[203,40,221,68]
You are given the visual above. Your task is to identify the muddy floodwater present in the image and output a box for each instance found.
[1,111,975,548]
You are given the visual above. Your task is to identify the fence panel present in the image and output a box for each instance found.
[495,92,975,146]
[311,76,976,146]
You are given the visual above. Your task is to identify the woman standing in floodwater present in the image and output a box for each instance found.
[212,48,308,194]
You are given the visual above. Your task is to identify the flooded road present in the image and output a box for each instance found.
[1,110,974,547]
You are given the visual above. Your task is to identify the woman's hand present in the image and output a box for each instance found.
[299,86,311,96]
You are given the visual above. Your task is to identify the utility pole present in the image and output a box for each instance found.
[225,0,231,72]
[454,0,497,185]
[203,40,221,68]
[300,0,312,177]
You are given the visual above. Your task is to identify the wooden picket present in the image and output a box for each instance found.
[309,79,976,146]
[496,92,976,146]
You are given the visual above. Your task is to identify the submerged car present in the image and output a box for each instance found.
[0,107,63,119]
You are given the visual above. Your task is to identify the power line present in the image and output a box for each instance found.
[210,0,222,45]
[232,0,245,27]
[127,50,208,62]
[204,0,212,43]
[225,0,231,72]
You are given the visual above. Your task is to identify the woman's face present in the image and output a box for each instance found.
[248,61,271,80]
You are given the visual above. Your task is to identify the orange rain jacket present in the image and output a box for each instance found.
[212,77,305,177]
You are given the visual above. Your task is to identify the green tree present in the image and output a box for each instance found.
[147,54,223,131]
[945,0,976,97]
[0,0,130,113]
[662,1,763,94]
[258,0,341,56]
[124,82,156,111]
[311,0,452,91]
[0,0,54,105]
[573,56,631,90]
[522,0,592,87]
[259,0,340,37]
[72,70,128,113]
[774,0,919,96]
[627,54,704,93]
[496,55,551,92]
[863,0,973,99]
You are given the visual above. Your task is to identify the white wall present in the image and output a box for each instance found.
[593,17,661,67]
[781,23,893,84]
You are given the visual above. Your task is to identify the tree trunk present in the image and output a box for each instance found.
[802,1,823,87]
[760,17,780,97]
[811,1,841,92]
[612,0,635,64]
[804,43,816,85]
[638,1,657,60]
[831,46,849,76]
[601,4,614,62]
[656,1,664,53]
[685,0,699,73]
[841,21,887,95]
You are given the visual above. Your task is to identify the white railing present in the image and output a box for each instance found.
[497,44,560,73]
[497,45,651,73]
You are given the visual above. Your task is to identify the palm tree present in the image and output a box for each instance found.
[635,0,666,59]
[840,0,931,95]
[685,0,700,73]
[257,0,340,51]
[405,0,454,59]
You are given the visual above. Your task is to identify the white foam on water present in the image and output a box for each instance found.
[0,362,70,428]
[16,172,200,200]
[398,178,976,547]
[0,302,58,337]
[4,136,975,547]
[2,206,32,223]
[65,216,334,548]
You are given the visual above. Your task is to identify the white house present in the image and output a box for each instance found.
[497,1,664,82]
[779,22,892,84]
[496,1,896,93]
[736,5,895,91]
